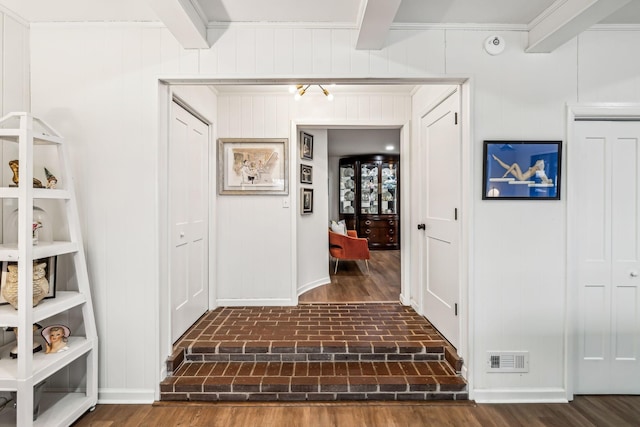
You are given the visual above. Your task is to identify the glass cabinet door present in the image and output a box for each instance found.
[380,162,398,214]
[339,163,356,214]
[360,162,379,214]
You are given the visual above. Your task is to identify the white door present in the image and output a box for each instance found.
[170,101,209,343]
[573,120,640,394]
[419,92,461,349]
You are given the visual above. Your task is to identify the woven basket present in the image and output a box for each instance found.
[2,263,49,309]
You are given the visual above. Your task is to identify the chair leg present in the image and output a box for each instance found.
[365,259,370,274]
[334,259,339,274]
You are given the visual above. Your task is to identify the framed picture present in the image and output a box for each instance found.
[301,188,314,215]
[300,132,313,160]
[300,164,313,184]
[483,140,562,200]
[218,138,288,195]
[0,257,57,305]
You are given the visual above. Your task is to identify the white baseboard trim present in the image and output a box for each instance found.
[98,388,156,404]
[216,298,297,307]
[472,387,569,403]
[399,294,410,306]
[297,276,331,296]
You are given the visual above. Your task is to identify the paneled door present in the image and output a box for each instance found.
[419,91,461,349]
[572,120,640,394]
[170,101,210,343]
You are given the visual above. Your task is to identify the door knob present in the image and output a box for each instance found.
[631,271,639,278]
[417,224,426,230]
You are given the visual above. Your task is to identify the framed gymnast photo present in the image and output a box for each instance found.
[482,140,561,200]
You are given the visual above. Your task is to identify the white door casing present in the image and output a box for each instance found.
[419,91,461,349]
[170,101,210,343]
[571,119,640,394]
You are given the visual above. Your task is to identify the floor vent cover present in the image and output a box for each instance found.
[487,351,529,373]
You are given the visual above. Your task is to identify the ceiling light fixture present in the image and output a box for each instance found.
[290,84,334,101]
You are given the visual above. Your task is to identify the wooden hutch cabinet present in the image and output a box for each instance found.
[338,155,399,250]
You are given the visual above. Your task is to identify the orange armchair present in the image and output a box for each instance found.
[328,229,370,274]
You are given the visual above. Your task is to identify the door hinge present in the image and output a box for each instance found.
[454,303,458,316]
[454,112,458,125]
[454,208,458,220]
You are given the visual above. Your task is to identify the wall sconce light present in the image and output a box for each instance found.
[289,84,334,101]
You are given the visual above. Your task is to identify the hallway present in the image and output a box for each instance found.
[299,249,401,303]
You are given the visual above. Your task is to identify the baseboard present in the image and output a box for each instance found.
[216,298,297,307]
[399,294,410,306]
[297,276,331,296]
[460,364,468,380]
[472,387,569,403]
[98,388,156,404]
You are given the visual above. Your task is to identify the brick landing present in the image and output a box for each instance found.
[161,303,467,402]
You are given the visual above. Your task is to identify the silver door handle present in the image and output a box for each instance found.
[631,271,639,278]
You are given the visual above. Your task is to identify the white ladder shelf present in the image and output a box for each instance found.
[0,113,97,426]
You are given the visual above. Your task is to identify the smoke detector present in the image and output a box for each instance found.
[484,35,505,55]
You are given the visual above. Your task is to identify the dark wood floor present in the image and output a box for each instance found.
[75,251,640,425]
[299,250,401,303]
[72,395,640,426]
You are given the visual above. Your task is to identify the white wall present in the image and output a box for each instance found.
[0,9,29,349]
[24,22,640,403]
[296,128,330,296]
[216,93,410,304]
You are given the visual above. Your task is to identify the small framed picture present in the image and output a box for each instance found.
[300,164,313,184]
[300,132,313,160]
[301,188,314,215]
[0,257,57,306]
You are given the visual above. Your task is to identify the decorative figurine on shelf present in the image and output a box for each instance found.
[2,262,50,309]
[32,220,43,245]
[8,160,44,188]
[7,324,44,359]
[9,159,19,186]
[44,167,57,189]
[42,324,70,354]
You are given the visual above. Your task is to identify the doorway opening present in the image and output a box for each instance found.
[158,78,472,400]
[300,127,402,304]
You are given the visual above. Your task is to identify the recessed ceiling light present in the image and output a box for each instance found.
[385,145,394,151]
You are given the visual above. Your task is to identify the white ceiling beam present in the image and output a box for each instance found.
[150,0,209,49]
[356,0,403,50]
[527,0,631,53]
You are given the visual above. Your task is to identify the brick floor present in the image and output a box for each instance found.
[161,303,467,402]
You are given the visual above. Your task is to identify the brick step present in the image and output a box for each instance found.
[168,340,464,374]
[160,360,468,402]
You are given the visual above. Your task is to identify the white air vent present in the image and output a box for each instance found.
[486,351,529,373]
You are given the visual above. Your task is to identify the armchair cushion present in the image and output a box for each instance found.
[330,220,347,235]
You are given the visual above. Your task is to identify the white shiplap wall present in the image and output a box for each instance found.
[0,9,30,350]
[24,21,640,403]
[297,128,330,296]
[215,92,410,304]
